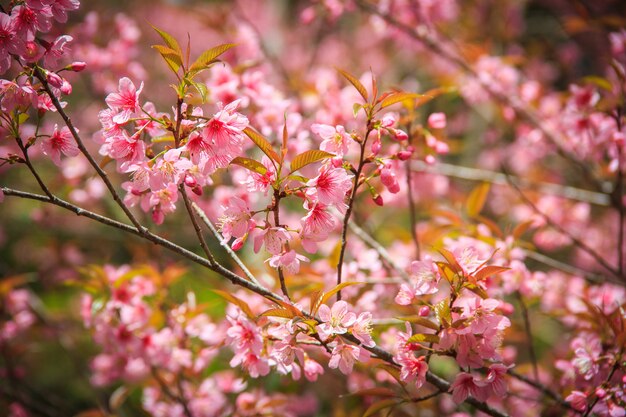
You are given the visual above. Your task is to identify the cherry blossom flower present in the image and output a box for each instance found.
[253,226,291,255]
[328,340,369,375]
[397,354,429,388]
[312,123,351,157]
[267,250,309,274]
[450,372,488,403]
[351,312,375,347]
[306,165,353,208]
[317,300,357,338]
[300,201,336,253]
[219,197,253,241]
[40,124,79,166]
[105,77,143,124]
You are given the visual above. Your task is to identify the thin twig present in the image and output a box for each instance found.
[337,130,372,300]
[33,67,147,234]
[273,189,290,300]
[180,186,218,265]
[508,370,578,413]
[515,292,539,382]
[191,202,261,286]
[502,166,622,280]
[411,161,610,207]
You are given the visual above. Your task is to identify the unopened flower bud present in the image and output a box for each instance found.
[595,388,606,399]
[425,154,436,165]
[184,175,197,188]
[331,157,343,168]
[373,195,383,206]
[392,128,408,141]
[371,137,381,155]
[70,61,87,72]
[231,237,245,251]
[192,185,203,196]
[419,306,431,316]
[427,112,446,129]
[47,71,64,88]
[397,149,413,160]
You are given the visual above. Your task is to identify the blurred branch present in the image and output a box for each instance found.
[191,202,261,286]
[501,167,623,282]
[411,161,610,206]
[33,67,148,235]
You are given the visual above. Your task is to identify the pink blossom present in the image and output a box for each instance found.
[450,372,488,403]
[219,197,253,241]
[253,226,291,255]
[328,341,369,375]
[300,201,336,253]
[565,391,588,412]
[397,354,429,388]
[41,125,79,166]
[105,77,143,124]
[317,300,357,337]
[49,0,80,23]
[12,1,53,40]
[186,100,248,170]
[0,14,23,74]
[303,357,325,382]
[484,363,510,397]
[312,123,351,157]
[306,165,353,208]
[267,250,309,274]
[351,312,375,347]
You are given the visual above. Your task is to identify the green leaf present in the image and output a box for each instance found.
[191,80,208,103]
[152,44,182,74]
[285,174,309,183]
[151,25,182,55]
[289,150,335,173]
[353,103,363,117]
[407,333,440,344]
[188,43,236,76]
[230,156,268,176]
[320,281,362,305]
[466,182,490,218]
[396,316,440,331]
[336,68,368,102]
[243,127,281,163]
[362,399,399,417]
[212,289,255,320]
[380,92,421,109]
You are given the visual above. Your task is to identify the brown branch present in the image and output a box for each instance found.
[337,129,372,300]
[33,67,147,234]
